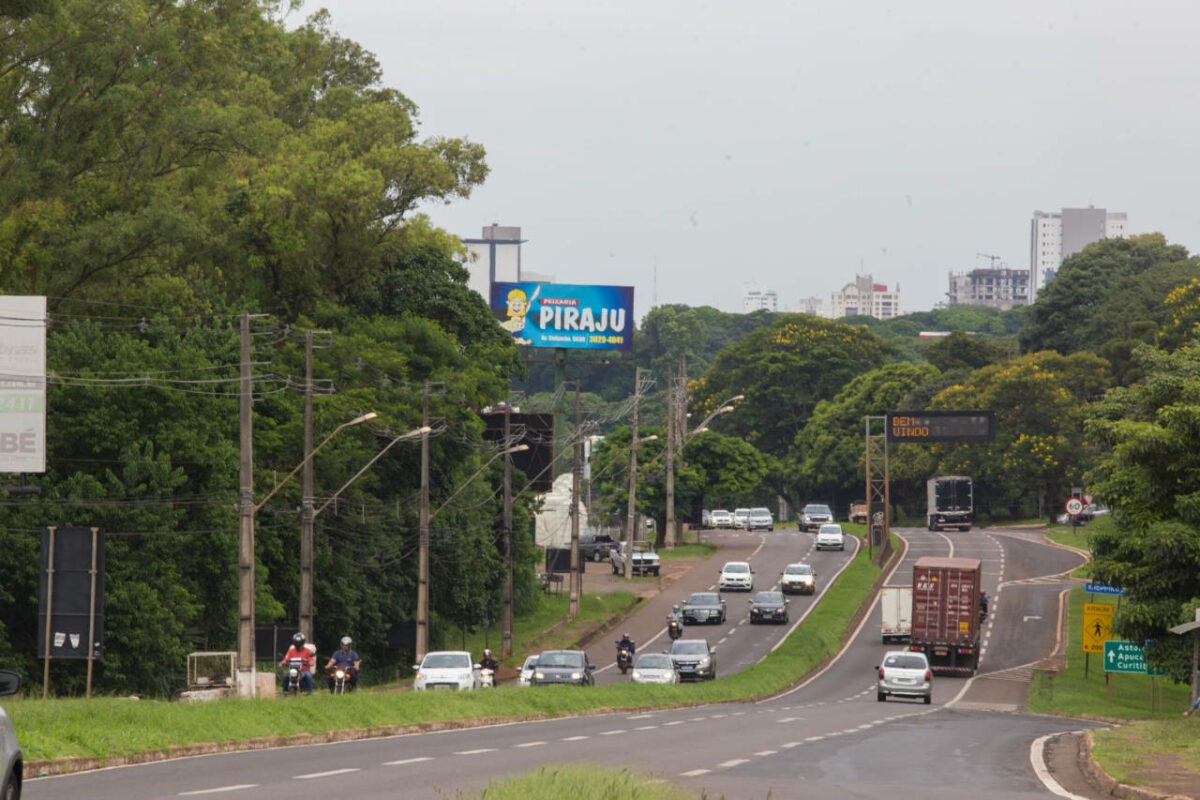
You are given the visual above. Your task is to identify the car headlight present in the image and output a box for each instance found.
[415,671,426,681]
[570,672,582,680]
[534,671,545,680]
[631,670,643,680]
[698,657,711,668]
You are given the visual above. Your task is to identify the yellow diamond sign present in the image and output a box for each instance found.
[1082,602,1114,654]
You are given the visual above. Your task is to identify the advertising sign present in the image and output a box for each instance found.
[491,282,634,351]
[1082,602,1113,655]
[0,295,47,473]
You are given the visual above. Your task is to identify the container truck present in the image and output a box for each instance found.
[909,556,982,675]
[880,586,913,643]
[926,476,973,531]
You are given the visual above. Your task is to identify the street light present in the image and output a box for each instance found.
[237,409,376,697]
[666,394,743,549]
[314,425,432,516]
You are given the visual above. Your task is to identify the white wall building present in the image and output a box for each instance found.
[831,276,901,320]
[790,296,827,317]
[463,224,525,302]
[1030,207,1128,301]
[742,284,779,313]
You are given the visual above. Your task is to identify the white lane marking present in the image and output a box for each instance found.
[718,759,750,768]
[664,720,686,726]
[383,757,432,766]
[1032,732,1093,799]
[627,714,654,720]
[780,742,802,749]
[599,729,626,736]
[454,748,497,755]
[563,735,589,741]
[634,725,659,731]
[295,768,360,780]
[778,717,799,723]
[805,736,825,742]
[755,750,778,756]
[179,787,259,796]
[711,713,728,719]
[731,711,746,716]
[688,717,707,722]
[681,769,711,777]
[514,741,545,748]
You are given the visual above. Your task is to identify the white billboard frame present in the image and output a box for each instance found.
[0,295,47,473]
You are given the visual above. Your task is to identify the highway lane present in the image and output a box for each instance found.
[26,525,1109,799]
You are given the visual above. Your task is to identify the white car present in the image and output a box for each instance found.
[719,560,755,591]
[816,523,846,551]
[877,650,932,703]
[631,652,679,685]
[710,509,733,528]
[0,669,21,800]
[413,651,478,691]
[747,507,774,531]
[517,654,538,687]
[780,562,816,595]
[731,508,751,529]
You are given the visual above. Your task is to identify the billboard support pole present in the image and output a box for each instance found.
[42,526,55,699]
[86,526,99,699]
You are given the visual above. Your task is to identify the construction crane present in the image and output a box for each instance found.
[975,253,1003,268]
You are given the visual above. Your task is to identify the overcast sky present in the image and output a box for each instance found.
[301,1,1200,321]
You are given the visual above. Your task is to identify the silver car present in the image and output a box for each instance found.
[0,669,22,800]
[517,655,539,687]
[631,652,679,685]
[876,650,932,703]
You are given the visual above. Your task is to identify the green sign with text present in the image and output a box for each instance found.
[1103,640,1157,674]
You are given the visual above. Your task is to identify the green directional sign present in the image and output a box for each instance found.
[1103,640,1155,674]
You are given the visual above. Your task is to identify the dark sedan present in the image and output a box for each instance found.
[530,649,595,686]
[748,590,789,624]
[681,591,727,625]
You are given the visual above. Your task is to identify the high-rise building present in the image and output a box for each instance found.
[831,276,901,320]
[790,296,827,317]
[462,224,525,301]
[946,268,1029,310]
[1030,207,1128,300]
[742,284,779,313]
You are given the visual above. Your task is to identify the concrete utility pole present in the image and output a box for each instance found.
[664,367,675,551]
[624,368,642,580]
[501,405,514,657]
[236,311,256,696]
[568,382,582,620]
[299,331,314,639]
[416,381,431,661]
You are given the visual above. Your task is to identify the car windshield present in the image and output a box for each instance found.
[751,508,770,514]
[753,592,784,604]
[522,656,538,669]
[671,641,709,655]
[422,653,470,669]
[819,524,843,534]
[723,563,750,573]
[883,654,928,670]
[805,505,832,514]
[538,651,583,668]
[635,654,673,669]
[785,565,813,575]
[687,592,721,605]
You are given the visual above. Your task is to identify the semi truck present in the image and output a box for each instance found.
[880,585,913,643]
[909,556,982,675]
[926,475,973,531]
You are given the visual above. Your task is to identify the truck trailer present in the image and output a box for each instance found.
[909,556,982,675]
[880,586,913,643]
[926,475,973,531]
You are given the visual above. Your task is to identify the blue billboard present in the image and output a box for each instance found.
[490,282,634,351]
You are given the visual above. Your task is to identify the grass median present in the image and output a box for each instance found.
[13,536,883,772]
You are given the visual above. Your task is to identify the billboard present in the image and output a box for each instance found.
[886,410,995,443]
[490,282,634,351]
[0,295,47,473]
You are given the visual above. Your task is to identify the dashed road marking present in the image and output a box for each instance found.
[681,769,711,777]
[514,741,545,748]
[454,749,496,755]
[718,759,750,768]
[295,768,360,780]
[383,757,432,766]
[179,786,259,796]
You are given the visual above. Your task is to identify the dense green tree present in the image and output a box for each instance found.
[1019,234,1198,383]
[924,332,1007,373]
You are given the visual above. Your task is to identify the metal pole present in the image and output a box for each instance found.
[624,368,641,580]
[416,382,431,660]
[42,526,54,699]
[502,405,514,657]
[299,331,315,639]
[236,310,257,696]
[85,527,98,699]
[569,382,581,620]
[665,368,675,551]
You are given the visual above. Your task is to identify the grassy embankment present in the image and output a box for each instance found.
[13,529,883,770]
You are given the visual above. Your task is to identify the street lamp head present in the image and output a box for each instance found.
[348,411,378,426]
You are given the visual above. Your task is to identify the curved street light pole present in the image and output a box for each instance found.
[666,393,743,550]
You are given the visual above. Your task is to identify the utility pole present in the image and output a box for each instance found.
[624,368,642,580]
[568,382,581,620]
[501,404,514,657]
[664,366,675,551]
[416,381,431,660]
[236,311,256,696]
[299,331,314,639]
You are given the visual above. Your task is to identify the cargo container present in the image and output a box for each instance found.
[880,586,913,643]
[926,476,973,531]
[909,556,982,675]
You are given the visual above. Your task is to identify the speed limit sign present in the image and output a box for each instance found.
[1065,498,1084,516]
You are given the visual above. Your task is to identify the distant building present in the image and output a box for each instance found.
[1030,207,1128,301]
[790,296,827,317]
[742,284,779,313]
[946,268,1030,310]
[831,276,901,320]
[463,224,526,301]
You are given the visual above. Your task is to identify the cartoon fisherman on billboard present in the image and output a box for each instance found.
[498,285,539,344]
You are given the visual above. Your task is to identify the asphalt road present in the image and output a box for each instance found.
[26,526,1114,800]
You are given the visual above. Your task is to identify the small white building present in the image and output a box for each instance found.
[831,275,901,320]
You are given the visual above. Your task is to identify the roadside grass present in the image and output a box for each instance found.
[11,535,882,767]
[658,542,718,560]
[449,764,698,799]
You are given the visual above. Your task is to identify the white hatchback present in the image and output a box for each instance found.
[719,560,755,591]
[413,651,478,691]
[816,523,846,551]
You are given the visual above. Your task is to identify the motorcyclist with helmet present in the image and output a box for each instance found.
[479,648,500,673]
[279,632,315,695]
[666,605,683,639]
[616,632,636,657]
[324,635,361,692]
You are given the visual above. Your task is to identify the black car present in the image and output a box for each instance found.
[748,590,789,624]
[530,649,595,686]
[681,591,727,625]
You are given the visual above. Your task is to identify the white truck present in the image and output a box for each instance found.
[610,540,661,576]
[880,585,913,643]
[926,475,973,531]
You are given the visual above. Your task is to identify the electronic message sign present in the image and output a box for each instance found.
[886,410,995,443]
[491,282,634,351]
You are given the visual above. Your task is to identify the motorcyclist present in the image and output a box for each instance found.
[324,635,361,692]
[279,632,315,695]
[666,605,683,637]
[979,590,990,618]
[479,648,500,674]
[616,632,636,659]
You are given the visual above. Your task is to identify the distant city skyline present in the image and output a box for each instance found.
[306,1,1200,321]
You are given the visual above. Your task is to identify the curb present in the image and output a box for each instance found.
[1081,730,1195,800]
